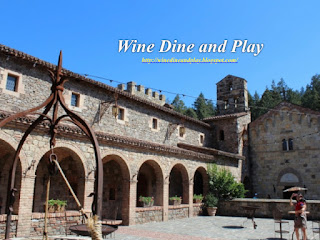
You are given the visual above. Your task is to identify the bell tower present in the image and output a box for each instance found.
[216,75,249,115]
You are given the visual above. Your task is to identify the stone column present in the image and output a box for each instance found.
[188,181,194,217]
[162,179,169,222]
[16,175,36,237]
[127,179,137,225]
[83,177,95,212]
[121,178,131,225]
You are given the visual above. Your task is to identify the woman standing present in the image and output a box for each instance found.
[290,193,307,240]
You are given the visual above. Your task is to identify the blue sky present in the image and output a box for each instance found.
[1,1,320,106]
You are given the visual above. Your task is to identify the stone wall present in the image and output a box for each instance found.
[168,205,189,220]
[30,211,83,237]
[192,203,203,216]
[218,198,320,220]
[135,206,163,224]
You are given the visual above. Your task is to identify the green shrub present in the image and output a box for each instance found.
[169,195,182,201]
[204,193,218,207]
[207,164,246,202]
[48,199,67,207]
[139,196,154,204]
[193,194,203,201]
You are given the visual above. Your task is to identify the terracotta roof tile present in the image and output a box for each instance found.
[203,112,249,121]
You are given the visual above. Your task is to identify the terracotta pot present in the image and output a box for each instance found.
[207,207,217,216]
[143,201,154,207]
[170,199,181,205]
[193,199,203,203]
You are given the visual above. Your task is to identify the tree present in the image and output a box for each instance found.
[171,95,187,114]
[207,164,246,202]
[301,74,320,110]
[193,93,216,119]
[185,108,198,119]
[248,91,261,121]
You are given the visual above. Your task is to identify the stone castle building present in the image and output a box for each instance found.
[249,102,320,200]
[0,45,250,238]
[1,44,318,238]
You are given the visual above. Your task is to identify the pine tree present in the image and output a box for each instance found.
[171,95,187,114]
[193,93,215,119]
[185,108,198,119]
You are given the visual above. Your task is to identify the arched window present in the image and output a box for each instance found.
[282,139,287,151]
[224,100,229,109]
[288,138,293,150]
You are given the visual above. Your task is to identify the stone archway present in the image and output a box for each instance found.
[277,168,302,199]
[136,160,164,206]
[32,147,85,212]
[0,139,22,215]
[169,164,189,204]
[102,154,130,225]
[193,167,208,196]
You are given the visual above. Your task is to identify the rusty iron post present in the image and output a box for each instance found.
[0,51,103,239]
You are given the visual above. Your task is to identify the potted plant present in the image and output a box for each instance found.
[169,195,182,205]
[139,196,154,207]
[47,199,67,213]
[204,193,218,216]
[193,194,204,203]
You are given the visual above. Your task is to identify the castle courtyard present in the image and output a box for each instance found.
[10,215,319,240]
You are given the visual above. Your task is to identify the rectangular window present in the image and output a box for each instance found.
[118,108,125,120]
[152,118,158,129]
[71,93,79,107]
[219,130,225,141]
[6,75,17,92]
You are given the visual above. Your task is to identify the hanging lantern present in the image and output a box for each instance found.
[180,125,186,135]
[112,105,119,118]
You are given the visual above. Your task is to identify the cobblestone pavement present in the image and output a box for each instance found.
[11,216,318,240]
[114,216,316,240]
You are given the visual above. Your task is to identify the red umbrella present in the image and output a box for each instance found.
[283,187,308,192]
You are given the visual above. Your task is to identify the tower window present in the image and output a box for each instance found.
[234,98,238,108]
[219,130,225,141]
[224,100,229,109]
[229,83,233,91]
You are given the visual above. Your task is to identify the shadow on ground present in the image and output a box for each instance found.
[222,225,245,229]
